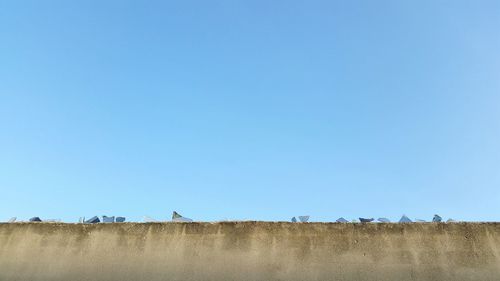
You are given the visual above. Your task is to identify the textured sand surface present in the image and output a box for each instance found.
[1,222,499,281]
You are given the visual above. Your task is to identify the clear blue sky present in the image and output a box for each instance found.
[1,1,499,222]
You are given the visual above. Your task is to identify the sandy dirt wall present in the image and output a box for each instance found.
[0,222,499,281]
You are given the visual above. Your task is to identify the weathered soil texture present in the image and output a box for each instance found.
[0,222,499,281]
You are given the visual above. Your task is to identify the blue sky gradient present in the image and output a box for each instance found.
[1,1,499,222]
